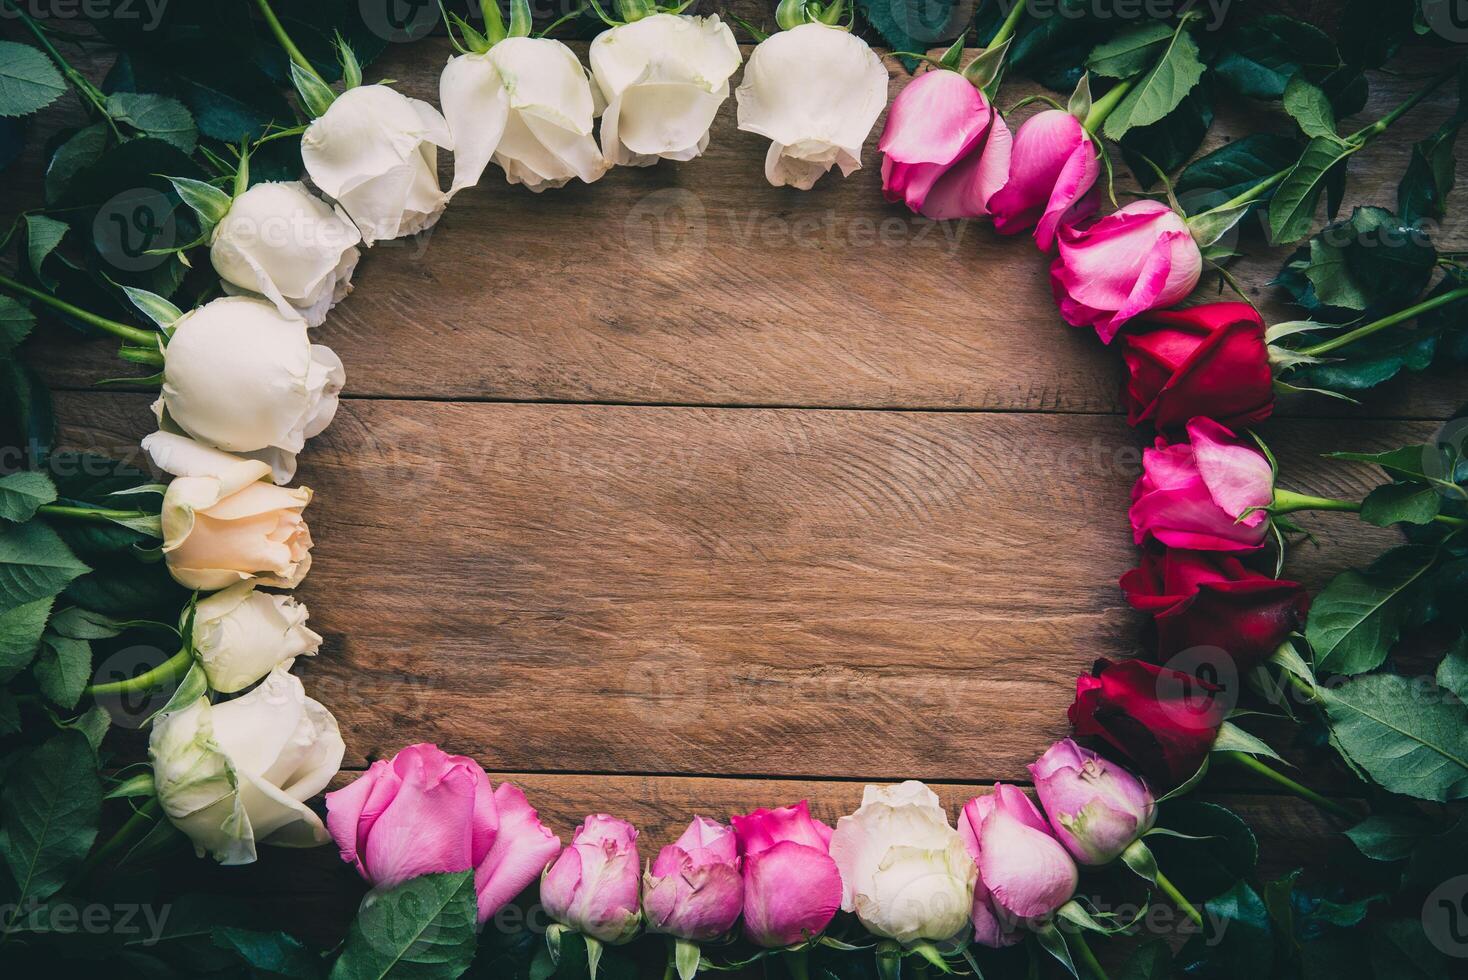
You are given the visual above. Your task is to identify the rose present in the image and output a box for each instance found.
[1050,199,1202,343]
[541,814,642,944]
[988,108,1099,251]
[143,432,314,591]
[191,581,322,694]
[1129,417,1275,553]
[155,296,344,485]
[1028,739,1156,866]
[1068,658,1226,787]
[642,816,743,941]
[440,37,605,194]
[301,84,452,245]
[958,785,1078,947]
[734,22,888,190]
[589,13,741,167]
[149,666,343,865]
[879,68,1012,220]
[730,801,843,947]
[1121,547,1310,670]
[828,781,976,944]
[326,743,562,921]
[210,181,362,327]
[1118,303,1274,432]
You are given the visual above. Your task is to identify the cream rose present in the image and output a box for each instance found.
[150,666,344,865]
[301,83,452,245]
[210,181,362,327]
[191,582,323,694]
[143,432,314,592]
[589,13,741,167]
[155,296,344,484]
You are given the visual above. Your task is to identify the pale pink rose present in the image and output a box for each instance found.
[1049,199,1202,342]
[959,785,1078,947]
[1130,417,1274,552]
[731,802,843,947]
[642,816,743,941]
[540,814,642,944]
[1029,739,1156,866]
[989,109,1100,251]
[879,68,1013,220]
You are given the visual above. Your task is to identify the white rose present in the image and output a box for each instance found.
[150,666,344,865]
[143,432,315,592]
[589,13,741,167]
[829,781,977,944]
[441,37,605,194]
[210,181,362,327]
[191,582,323,694]
[155,296,344,484]
[735,23,889,190]
[301,84,453,245]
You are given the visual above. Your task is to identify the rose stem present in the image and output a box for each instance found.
[1069,929,1112,980]
[988,0,1029,50]
[69,796,162,886]
[253,0,326,84]
[38,504,154,524]
[1083,77,1137,134]
[1299,285,1468,357]
[1217,751,1357,820]
[85,648,193,698]
[1270,489,1468,529]
[1152,869,1204,928]
[0,0,123,139]
[783,949,811,980]
[0,273,164,361]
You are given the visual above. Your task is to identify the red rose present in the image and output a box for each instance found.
[1121,548,1310,672]
[1118,302,1274,432]
[1068,658,1225,787]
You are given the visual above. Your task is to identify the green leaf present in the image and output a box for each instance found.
[213,926,324,979]
[25,213,69,290]
[1399,115,1461,225]
[1086,23,1173,80]
[1324,673,1468,801]
[1214,15,1341,99]
[1213,720,1287,763]
[43,123,108,207]
[1326,445,1465,495]
[1117,941,1172,980]
[0,689,18,735]
[1268,137,1356,244]
[329,872,478,980]
[0,471,57,523]
[0,731,102,926]
[1303,237,1368,310]
[1177,881,1273,978]
[49,606,128,640]
[1307,544,1438,676]
[0,41,66,118]
[1283,76,1337,139]
[1369,918,1451,979]
[1345,814,1433,862]
[1439,634,1468,703]
[1360,483,1442,527]
[1148,802,1258,903]
[33,632,90,709]
[105,92,197,153]
[0,520,90,614]
[1120,84,1214,189]
[0,596,53,679]
[0,360,55,468]
[0,295,36,358]
[167,176,233,229]
[68,703,110,753]
[1103,25,1206,141]
[1177,133,1304,201]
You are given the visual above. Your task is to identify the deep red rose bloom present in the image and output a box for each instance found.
[1117,302,1274,432]
[1121,548,1310,672]
[1068,658,1225,787]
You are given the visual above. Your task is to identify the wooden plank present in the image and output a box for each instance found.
[58,392,1436,783]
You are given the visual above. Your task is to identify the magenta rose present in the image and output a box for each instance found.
[989,108,1100,251]
[540,814,642,944]
[1129,417,1274,553]
[959,784,1078,947]
[1028,739,1156,866]
[879,68,1013,220]
[1050,199,1202,343]
[325,743,561,922]
[730,801,843,948]
[642,816,743,941]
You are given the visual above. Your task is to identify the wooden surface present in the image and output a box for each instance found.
[26,31,1467,950]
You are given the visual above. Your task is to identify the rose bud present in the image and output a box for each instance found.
[642,816,743,941]
[1122,548,1309,671]
[959,785,1078,947]
[730,801,843,948]
[1028,739,1156,866]
[1068,658,1226,787]
[150,666,343,865]
[590,13,741,167]
[301,84,452,245]
[1050,199,1202,343]
[143,433,315,591]
[879,67,1012,220]
[1118,303,1274,432]
[156,296,344,484]
[1129,417,1274,553]
[440,37,605,194]
[828,781,976,944]
[735,21,888,190]
[326,743,562,922]
[541,814,643,944]
[191,581,322,694]
[209,181,362,327]
[988,108,1099,251]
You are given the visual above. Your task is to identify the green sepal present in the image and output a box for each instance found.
[292,62,336,118]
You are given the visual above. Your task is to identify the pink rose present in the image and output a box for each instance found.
[989,108,1100,251]
[541,814,642,944]
[642,816,743,941]
[1130,417,1274,552]
[1050,199,1202,342]
[325,744,561,922]
[730,802,843,948]
[959,785,1078,947]
[879,68,1013,220]
[1029,739,1156,866]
